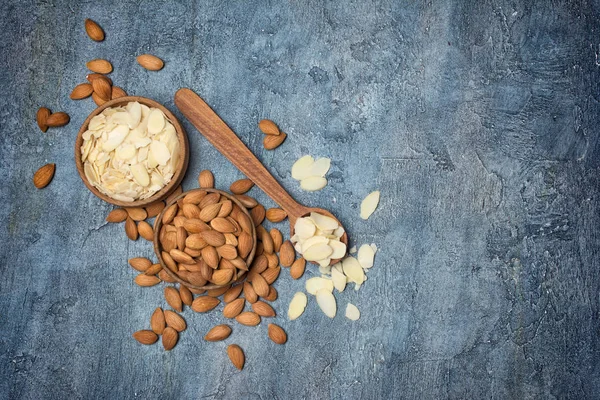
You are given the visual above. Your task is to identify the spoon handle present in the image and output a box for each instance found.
[174,88,307,219]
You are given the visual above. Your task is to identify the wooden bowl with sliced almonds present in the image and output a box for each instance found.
[153,188,257,290]
[75,96,189,207]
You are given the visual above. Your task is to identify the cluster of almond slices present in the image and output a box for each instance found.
[81,101,180,202]
[290,212,346,267]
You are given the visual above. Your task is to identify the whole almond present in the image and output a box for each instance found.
[199,203,222,222]
[162,204,178,224]
[217,245,238,260]
[251,255,268,274]
[265,252,279,269]
[223,298,245,318]
[106,208,127,223]
[33,163,55,189]
[125,217,138,240]
[164,310,186,332]
[208,284,231,297]
[198,170,214,188]
[159,269,176,283]
[235,311,261,326]
[84,18,105,41]
[150,308,166,334]
[133,330,158,345]
[111,86,127,99]
[243,282,258,303]
[86,73,112,85]
[279,240,295,267]
[211,268,234,286]
[250,204,266,226]
[223,284,244,303]
[200,230,226,247]
[162,251,178,273]
[270,229,283,253]
[176,227,187,250]
[92,92,106,106]
[46,112,70,127]
[185,234,208,250]
[134,274,160,287]
[70,83,94,100]
[145,201,165,218]
[36,107,51,132]
[268,323,287,344]
[129,257,152,272]
[145,263,162,276]
[258,119,280,135]
[92,76,112,101]
[263,132,287,150]
[290,258,306,279]
[230,179,254,195]
[235,195,258,209]
[201,246,219,269]
[137,54,164,71]
[224,233,238,246]
[252,301,276,317]
[179,285,193,306]
[164,287,183,312]
[217,200,233,218]
[183,190,207,205]
[204,325,232,342]
[266,208,287,223]
[138,221,154,241]
[236,213,254,234]
[191,296,220,312]
[260,229,274,254]
[262,267,280,285]
[264,286,278,302]
[183,218,210,234]
[86,59,113,74]
[187,272,207,287]
[237,232,253,259]
[162,327,178,350]
[161,231,177,252]
[210,218,236,233]
[251,274,270,298]
[125,207,146,221]
[170,249,194,265]
[227,344,245,370]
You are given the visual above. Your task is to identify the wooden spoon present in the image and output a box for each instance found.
[174,88,348,265]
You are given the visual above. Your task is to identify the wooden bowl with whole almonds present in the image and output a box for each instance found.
[75,96,189,207]
[153,188,257,290]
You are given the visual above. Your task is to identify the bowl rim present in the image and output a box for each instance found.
[74,96,190,207]
[153,188,257,290]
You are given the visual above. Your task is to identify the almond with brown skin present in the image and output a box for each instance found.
[237,232,253,259]
[145,263,162,276]
[227,344,245,370]
[86,59,113,74]
[243,282,258,303]
[159,269,176,283]
[230,179,254,195]
[223,284,243,303]
[106,208,127,223]
[222,298,245,318]
[270,228,283,252]
[265,252,279,269]
[191,296,220,312]
[279,240,295,267]
[125,217,138,240]
[46,112,70,127]
[217,200,233,218]
[92,92,106,106]
[207,285,231,297]
[128,257,152,272]
[210,218,236,233]
[185,234,207,250]
[264,286,278,302]
[199,203,222,222]
[260,229,274,254]
[162,204,178,224]
[268,324,287,344]
[84,19,105,41]
[86,73,112,85]
[262,267,280,285]
[138,221,154,241]
[91,76,112,100]
[252,301,276,317]
[201,246,219,269]
[211,268,234,286]
[217,244,237,260]
[250,204,266,226]
[235,195,258,209]
[70,83,94,100]
[183,218,211,234]
[134,274,160,287]
[145,201,165,218]
[198,170,214,188]
[137,54,164,71]
[111,86,127,99]
[170,249,194,264]
[200,230,226,247]
[162,327,178,350]
[164,310,186,332]
[290,258,306,279]
[258,119,280,135]
[33,163,55,189]
[125,207,146,221]
[263,132,287,150]
[235,311,261,326]
[36,107,51,132]
[150,308,166,335]
[133,330,158,345]
[251,274,270,298]
[179,285,193,306]
[164,287,183,312]
[204,325,232,342]
[266,208,287,223]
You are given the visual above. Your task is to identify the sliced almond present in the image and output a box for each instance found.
[303,244,333,262]
[360,191,380,220]
[316,288,336,318]
[345,303,360,321]
[357,243,376,269]
[287,292,307,321]
[291,155,315,180]
[300,176,327,192]
[331,263,346,292]
[305,277,334,295]
[342,256,365,285]
[310,157,331,177]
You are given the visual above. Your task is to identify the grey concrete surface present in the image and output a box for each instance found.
[1,0,600,399]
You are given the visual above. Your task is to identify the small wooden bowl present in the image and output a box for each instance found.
[74,96,189,207]
[153,188,257,290]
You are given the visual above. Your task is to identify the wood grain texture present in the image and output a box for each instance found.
[0,0,599,399]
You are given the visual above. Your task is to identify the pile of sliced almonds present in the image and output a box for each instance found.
[290,212,346,267]
[81,102,180,202]
[291,155,331,192]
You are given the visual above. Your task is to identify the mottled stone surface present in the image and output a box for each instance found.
[1,1,599,399]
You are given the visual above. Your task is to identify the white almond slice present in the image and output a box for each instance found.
[169,142,180,170]
[371,243,378,252]
[342,257,365,285]
[333,226,345,238]
[318,265,332,275]
[349,246,357,254]
[300,176,327,192]
[101,125,130,152]
[357,244,376,269]
[137,146,149,162]
[293,242,303,253]
[288,292,308,321]
[147,109,165,134]
[305,277,334,295]
[301,236,329,253]
[110,193,135,202]
[360,190,380,220]
[345,303,360,321]
[146,150,158,169]
[89,114,106,131]
[317,258,331,268]
[310,157,331,177]
[82,130,93,141]
[309,212,339,231]
[110,111,131,126]
[96,152,110,164]
[303,244,333,262]
[150,140,170,166]
[84,163,98,185]
[130,164,150,187]
[291,155,315,180]
[150,171,165,187]
[126,101,142,129]
[294,218,316,239]
[329,240,347,259]
[115,143,136,160]
[331,264,346,292]
[316,289,336,318]
[140,104,151,119]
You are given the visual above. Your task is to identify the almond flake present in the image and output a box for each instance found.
[291,155,315,180]
[357,243,376,269]
[345,303,360,321]
[310,157,331,177]
[305,277,334,295]
[288,292,308,321]
[300,176,327,192]
[329,240,347,259]
[360,190,380,220]
[150,140,171,165]
[342,257,365,286]
[126,101,142,129]
[303,244,333,262]
[294,218,316,239]
[309,212,339,231]
[316,289,336,318]
[331,263,346,292]
[147,108,165,134]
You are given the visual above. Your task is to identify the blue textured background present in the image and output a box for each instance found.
[1,1,599,399]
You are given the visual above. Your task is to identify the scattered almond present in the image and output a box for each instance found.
[360,191,380,220]
[145,263,162,276]
[36,107,51,132]
[70,83,94,100]
[243,282,258,303]
[191,296,220,312]
[33,163,55,189]
[251,274,270,298]
[137,54,164,71]
[86,59,113,74]
[266,208,287,223]
[129,257,152,272]
[91,76,112,100]
[138,221,154,241]
[279,240,295,267]
[86,73,112,85]
[263,132,287,150]
[235,311,261,326]
[290,258,306,279]
[162,327,178,350]
[198,170,214,188]
[134,274,160,287]
[84,19,104,41]
[268,324,287,344]
[164,310,187,331]
[204,325,232,342]
[258,119,280,135]
[125,217,138,240]
[164,287,183,312]
[227,344,245,370]
[251,301,275,317]
[150,308,166,334]
[92,92,106,106]
[288,292,307,320]
[111,86,127,99]
[106,208,128,223]
[179,285,193,306]
[230,179,254,195]
[46,112,70,127]
[126,207,147,221]
[345,303,360,321]
[223,298,245,318]
[133,330,158,345]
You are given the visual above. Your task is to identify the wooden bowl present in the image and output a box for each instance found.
[153,188,257,290]
[74,96,189,207]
